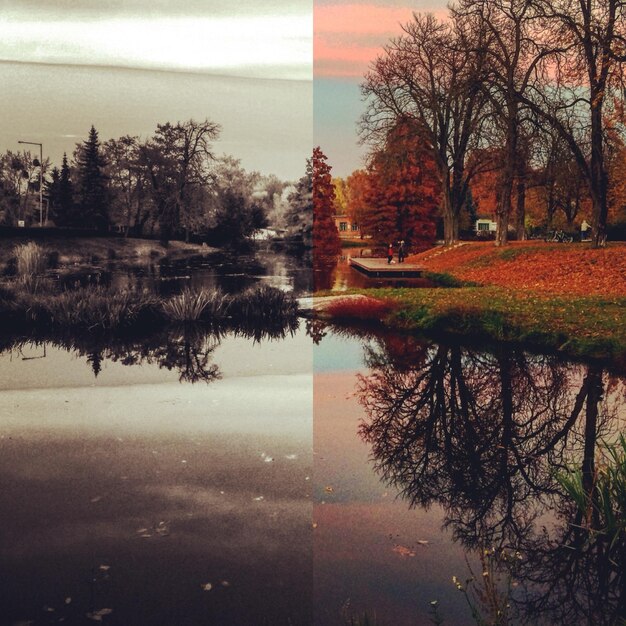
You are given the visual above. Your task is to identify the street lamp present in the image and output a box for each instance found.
[18,140,43,227]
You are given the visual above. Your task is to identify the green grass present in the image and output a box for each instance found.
[422,271,477,287]
[322,286,626,363]
[557,435,626,545]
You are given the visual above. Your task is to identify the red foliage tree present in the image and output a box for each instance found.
[361,120,440,252]
[313,146,341,259]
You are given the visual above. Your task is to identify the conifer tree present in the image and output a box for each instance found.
[58,153,75,226]
[77,126,109,230]
[361,120,440,251]
[312,147,341,258]
[286,159,313,246]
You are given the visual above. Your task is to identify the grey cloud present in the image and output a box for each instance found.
[2,0,309,18]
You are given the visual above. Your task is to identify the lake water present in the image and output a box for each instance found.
[1,317,624,625]
[96,246,428,296]
[1,251,625,625]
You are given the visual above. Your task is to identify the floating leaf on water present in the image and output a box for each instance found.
[253,496,264,502]
[312,522,318,529]
[416,540,429,546]
[155,521,170,536]
[86,608,113,622]
[201,583,213,591]
[98,565,110,572]
[392,545,416,557]
[90,496,102,503]
[220,580,230,587]
[324,486,334,493]
[285,454,297,460]
[64,598,72,605]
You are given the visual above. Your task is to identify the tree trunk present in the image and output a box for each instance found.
[442,188,459,246]
[495,118,517,247]
[590,100,608,248]
[515,163,526,241]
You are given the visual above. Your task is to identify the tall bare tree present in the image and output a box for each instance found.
[361,13,490,245]
[516,0,626,247]
[454,0,552,245]
[141,119,220,242]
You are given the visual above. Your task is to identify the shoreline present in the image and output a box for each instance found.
[306,288,626,367]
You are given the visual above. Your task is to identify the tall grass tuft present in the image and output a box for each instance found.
[557,435,626,543]
[13,242,48,290]
[24,286,157,329]
[161,288,229,322]
[229,285,298,324]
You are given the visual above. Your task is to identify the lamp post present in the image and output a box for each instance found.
[18,140,43,227]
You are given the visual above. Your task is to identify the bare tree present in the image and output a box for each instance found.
[515,0,626,247]
[140,119,220,242]
[453,0,552,245]
[361,13,490,245]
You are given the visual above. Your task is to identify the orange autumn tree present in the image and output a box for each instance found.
[313,147,341,258]
[361,120,440,251]
[312,147,341,290]
[345,169,369,237]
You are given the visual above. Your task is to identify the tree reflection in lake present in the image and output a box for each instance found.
[0,317,297,383]
[355,332,626,625]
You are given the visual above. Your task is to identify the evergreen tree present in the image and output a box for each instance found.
[45,167,60,223]
[312,147,341,258]
[286,159,313,246]
[361,120,440,251]
[77,126,109,230]
[57,153,76,226]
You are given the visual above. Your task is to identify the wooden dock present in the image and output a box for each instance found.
[349,257,425,278]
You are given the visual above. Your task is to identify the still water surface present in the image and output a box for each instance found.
[1,321,624,624]
[1,251,625,625]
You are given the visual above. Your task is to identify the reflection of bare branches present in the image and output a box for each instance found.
[357,336,626,624]
[305,319,328,345]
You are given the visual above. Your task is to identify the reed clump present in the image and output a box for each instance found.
[13,242,48,291]
[229,285,299,324]
[160,288,230,322]
[22,286,157,329]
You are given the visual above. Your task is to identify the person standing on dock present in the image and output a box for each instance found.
[398,240,406,263]
[387,242,393,264]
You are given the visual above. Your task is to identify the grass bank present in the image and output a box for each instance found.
[319,242,626,362]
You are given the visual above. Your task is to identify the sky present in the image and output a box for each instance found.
[0,0,311,80]
[0,0,312,180]
[314,1,447,177]
[0,1,451,179]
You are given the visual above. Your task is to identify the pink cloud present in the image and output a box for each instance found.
[315,4,416,36]
[315,3,449,77]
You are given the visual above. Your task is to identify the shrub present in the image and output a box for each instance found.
[324,296,397,321]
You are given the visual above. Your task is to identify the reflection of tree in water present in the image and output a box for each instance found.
[0,320,297,384]
[356,335,626,625]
